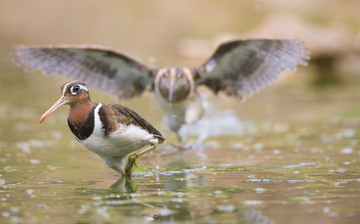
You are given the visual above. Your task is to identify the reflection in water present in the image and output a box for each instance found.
[241,209,275,224]
[90,170,275,223]
[109,176,140,193]
[162,172,207,191]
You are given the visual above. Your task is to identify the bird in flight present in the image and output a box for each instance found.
[13,39,310,140]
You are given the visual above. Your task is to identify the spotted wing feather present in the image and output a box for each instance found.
[196,39,310,100]
[13,45,154,99]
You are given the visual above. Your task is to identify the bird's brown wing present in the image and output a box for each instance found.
[196,39,310,100]
[100,104,165,143]
[13,45,155,99]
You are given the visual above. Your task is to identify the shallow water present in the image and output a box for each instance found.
[1,69,360,223]
[1,1,359,222]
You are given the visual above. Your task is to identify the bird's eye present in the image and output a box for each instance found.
[70,85,81,95]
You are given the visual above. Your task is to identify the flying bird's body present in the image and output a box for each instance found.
[156,92,204,134]
[13,39,310,139]
[154,67,204,134]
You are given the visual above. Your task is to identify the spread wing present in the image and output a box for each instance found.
[196,39,310,100]
[13,45,155,99]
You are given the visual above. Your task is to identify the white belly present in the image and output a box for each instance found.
[78,104,157,158]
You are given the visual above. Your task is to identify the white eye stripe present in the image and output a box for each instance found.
[70,84,88,95]
[79,84,88,92]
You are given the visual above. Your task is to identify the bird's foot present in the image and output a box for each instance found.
[132,159,146,174]
[125,154,146,175]
[124,144,157,175]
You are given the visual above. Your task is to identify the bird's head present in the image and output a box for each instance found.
[40,80,90,123]
[156,68,194,104]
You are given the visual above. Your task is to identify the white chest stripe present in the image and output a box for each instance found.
[92,103,103,137]
[79,103,156,158]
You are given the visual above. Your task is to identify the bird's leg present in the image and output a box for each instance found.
[125,143,158,175]
[102,156,127,175]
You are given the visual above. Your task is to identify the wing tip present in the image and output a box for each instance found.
[11,45,35,71]
[197,38,311,98]
[154,134,166,144]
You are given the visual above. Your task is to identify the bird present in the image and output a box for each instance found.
[13,39,310,140]
[39,80,165,175]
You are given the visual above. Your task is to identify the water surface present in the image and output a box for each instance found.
[0,71,359,223]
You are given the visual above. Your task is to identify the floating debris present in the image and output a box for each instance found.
[282,162,316,169]
[26,189,34,195]
[244,200,263,206]
[255,188,265,193]
[335,169,346,174]
[30,159,40,164]
[10,207,19,213]
[247,179,271,183]
[2,211,10,218]
[340,129,355,138]
[217,204,235,212]
[321,136,334,143]
[288,180,304,184]
[253,143,263,151]
[340,148,353,154]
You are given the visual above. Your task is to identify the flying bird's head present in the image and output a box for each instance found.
[156,68,194,104]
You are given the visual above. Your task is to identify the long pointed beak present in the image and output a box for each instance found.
[40,96,68,123]
[168,77,176,103]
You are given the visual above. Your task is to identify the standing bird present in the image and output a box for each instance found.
[39,80,165,175]
[13,39,309,139]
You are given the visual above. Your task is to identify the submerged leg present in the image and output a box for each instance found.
[125,143,158,175]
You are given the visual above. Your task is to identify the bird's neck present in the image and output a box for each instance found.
[68,100,97,127]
